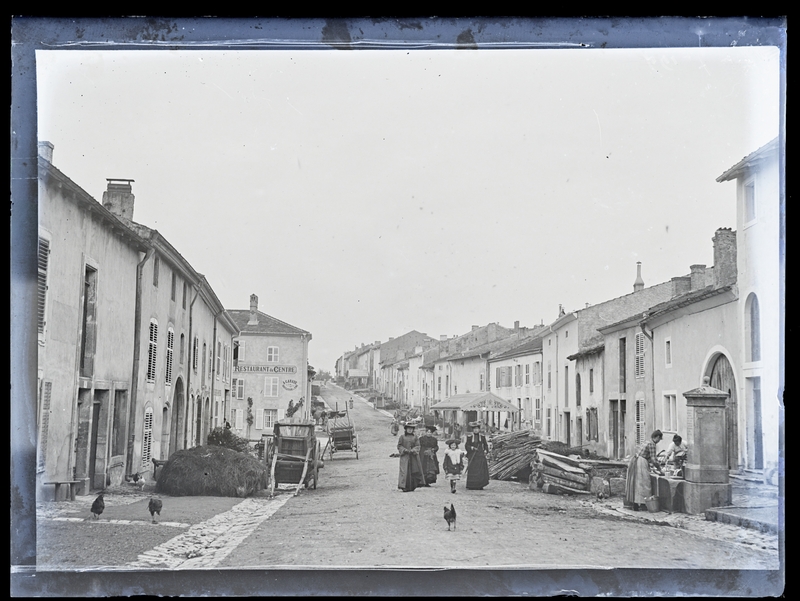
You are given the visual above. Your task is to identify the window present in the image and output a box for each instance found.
[153,256,160,287]
[235,407,244,430]
[480,371,485,391]
[454,385,458,395]
[546,407,552,437]
[535,398,542,423]
[437,377,441,392]
[182,282,187,310]
[216,341,222,378]
[565,330,569,338]
[264,409,277,430]
[515,365,522,387]
[587,407,599,441]
[234,340,245,363]
[576,373,581,406]
[665,339,672,367]
[589,368,594,393]
[112,390,127,457]
[267,346,279,363]
[547,361,552,390]
[79,266,98,378]
[265,377,279,397]
[171,271,177,302]
[141,407,154,466]
[746,293,761,362]
[165,327,174,386]
[147,320,158,382]
[525,364,530,385]
[37,237,50,335]
[619,338,627,393]
[744,179,756,223]
[564,366,569,406]
[202,343,207,381]
[192,337,199,372]
[662,394,677,431]
[534,362,542,386]
[635,398,646,446]
[180,334,185,365]
[634,333,645,379]
[233,378,245,400]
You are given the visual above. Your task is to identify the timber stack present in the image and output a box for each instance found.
[530,449,629,496]
[488,430,543,481]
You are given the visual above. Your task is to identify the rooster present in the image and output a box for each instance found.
[125,472,145,490]
[90,493,105,520]
[443,503,456,531]
[148,497,163,524]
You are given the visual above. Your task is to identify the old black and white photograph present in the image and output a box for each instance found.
[11,17,785,597]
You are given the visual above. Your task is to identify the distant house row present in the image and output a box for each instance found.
[336,138,781,475]
[36,142,312,498]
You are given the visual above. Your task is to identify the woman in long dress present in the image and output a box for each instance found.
[625,429,665,510]
[397,422,424,492]
[418,425,440,485]
[464,422,490,490]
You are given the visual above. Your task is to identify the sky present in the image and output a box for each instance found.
[36,45,781,374]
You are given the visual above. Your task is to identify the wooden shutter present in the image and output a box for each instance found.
[165,328,174,385]
[37,238,50,334]
[235,408,244,429]
[38,381,52,471]
[147,321,158,382]
[255,407,264,430]
[142,408,154,466]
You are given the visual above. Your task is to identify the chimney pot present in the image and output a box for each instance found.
[248,294,259,325]
[671,276,691,297]
[633,261,645,292]
[689,264,707,291]
[38,141,54,163]
[712,228,737,288]
[102,179,136,221]
[514,320,520,329]
[472,325,479,331]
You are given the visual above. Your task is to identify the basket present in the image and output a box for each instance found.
[644,495,660,513]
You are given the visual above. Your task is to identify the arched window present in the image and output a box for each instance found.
[746,293,761,362]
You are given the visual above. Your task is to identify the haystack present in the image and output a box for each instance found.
[156,445,268,497]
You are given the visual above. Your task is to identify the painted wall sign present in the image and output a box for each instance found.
[234,365,297,374]
[282,379,299,391]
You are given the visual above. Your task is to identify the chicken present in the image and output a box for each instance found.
[90,493,105,520]
[148,497,163,523]
[596,491,605,501]
[443,503,456,531]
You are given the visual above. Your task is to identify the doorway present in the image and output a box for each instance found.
[564,411,571,447]
[708,353,739,470]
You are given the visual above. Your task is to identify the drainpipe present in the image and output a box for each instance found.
[184,284,201,449]
[210,309,225,431]
[126,247,154,477]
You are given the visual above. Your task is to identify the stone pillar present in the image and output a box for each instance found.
[681,377,732,514]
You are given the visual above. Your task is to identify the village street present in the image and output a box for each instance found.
[35,383,779,573]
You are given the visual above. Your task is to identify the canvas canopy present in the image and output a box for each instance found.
[430,392,519,413]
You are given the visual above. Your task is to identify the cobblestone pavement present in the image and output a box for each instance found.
[127,495,292,570]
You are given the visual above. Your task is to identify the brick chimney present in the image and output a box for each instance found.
[671,276,692,297]
[633,262,645,292]
[102,179,136,221]
[690,265,707,291]
[514,320,520,330]
[248,294,259,325]
[712,228,737,288]
[472,325,479,331]
[488,323,497,343]
[38,141,54,163]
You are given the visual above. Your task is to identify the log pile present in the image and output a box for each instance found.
[488,431,543,481]
[531,449,592,495]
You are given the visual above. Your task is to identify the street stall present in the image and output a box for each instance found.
[430,392,520,440]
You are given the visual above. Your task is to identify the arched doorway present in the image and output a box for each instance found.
[708,353,739,471]
[169,378,185,457]
[195,396,203,446]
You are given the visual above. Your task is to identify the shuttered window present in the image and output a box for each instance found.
[147,320,158,382]
[267,346,279,363]
[142,407,154,466]
[235,408,244,429]
[216,341,222,378]
[38,381,52,472]
[255,407,264,430]
[193,337,199,372]
[635,399,646,446]
[265,377,279,397]
[635,333,645,379]
[37,237,50,334]
[264,409,277,430]
[525,364,530,385]
[165,328,174,385]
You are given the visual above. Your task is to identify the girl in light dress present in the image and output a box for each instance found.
[442,439,467,494]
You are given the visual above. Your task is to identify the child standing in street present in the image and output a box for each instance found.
[443,439,467,494]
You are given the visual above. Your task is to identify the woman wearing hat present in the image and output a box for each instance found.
[443,439,467,494]
[419,425,440,485]
[464,421,490,490]
[397,421,425,492]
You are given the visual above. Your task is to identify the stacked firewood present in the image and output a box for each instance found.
[488,431,543,481]
[531,449,592,495]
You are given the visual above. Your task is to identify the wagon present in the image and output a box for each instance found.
[266,419,322,497]
[323,408,359,460]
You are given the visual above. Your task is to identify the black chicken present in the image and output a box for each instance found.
[443,503,456,531]
[148,497,163,523]
[91,493,105,520]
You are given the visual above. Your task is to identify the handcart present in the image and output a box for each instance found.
[323,407,359,460]
[266,419,322,497]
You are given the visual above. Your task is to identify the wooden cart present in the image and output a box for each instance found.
[266,420,322,497]
[323,409,359,460]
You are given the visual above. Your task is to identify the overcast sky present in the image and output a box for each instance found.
[36,46,780,373]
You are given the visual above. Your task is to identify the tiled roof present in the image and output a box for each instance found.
[716,137,779,182]
[490,337,544,362]
[227,309,311,337]
[643,285,735,321]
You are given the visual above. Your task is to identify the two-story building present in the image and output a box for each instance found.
[489,337,545,433]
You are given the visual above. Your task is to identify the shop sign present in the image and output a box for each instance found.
[282,379,299,391]
[234,365,297,374]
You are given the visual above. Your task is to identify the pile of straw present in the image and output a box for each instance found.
[156,445,268,497]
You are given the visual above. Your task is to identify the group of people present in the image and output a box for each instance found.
[625,429,689,511]
[396,421,491,494]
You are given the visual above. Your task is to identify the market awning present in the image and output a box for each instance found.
[430,392,519,413]
[347,369,368,378]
